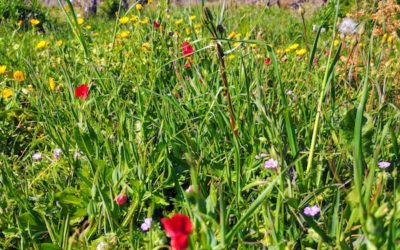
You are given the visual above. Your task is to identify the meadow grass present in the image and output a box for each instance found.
[0,0,399,249]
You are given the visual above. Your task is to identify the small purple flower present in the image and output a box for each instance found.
[32,152,42,161]
[378,161,391,169]
[304,205,320,217]
[264,158,278,169]
[53,148,62,159]
[141,217,152,232]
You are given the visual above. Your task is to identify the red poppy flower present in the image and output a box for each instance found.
[182,41,194,57]
[161,214,193,250]
[74,84,89,100]
[153,21,160,29]
[184,62,191,69]
[324,50,331,56]
[115,193,128,206]
[264,57,271,65]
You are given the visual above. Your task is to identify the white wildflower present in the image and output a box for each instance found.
[338,18,358,35]
[32,152,42,161]
[96,242,109,250]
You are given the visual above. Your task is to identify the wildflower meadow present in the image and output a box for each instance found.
[1,0,400,249]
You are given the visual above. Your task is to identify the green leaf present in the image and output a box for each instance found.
[38,243,60,250]
[2,227,19,237]
[74,128,95,157]
[303,216,333,245]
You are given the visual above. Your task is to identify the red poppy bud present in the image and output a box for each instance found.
[264,57,271,65]
[153,21,160,28]
[170,234,189,250]
[115,194,128,206]
[74,84,89,100]
[161,214,193,250]
[182,41,194,57]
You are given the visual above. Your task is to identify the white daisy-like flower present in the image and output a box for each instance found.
[312,24,318,33]
[32,152,42,161]
[313,25,326,33]
[338,18,358,35]
[96,242,109,250]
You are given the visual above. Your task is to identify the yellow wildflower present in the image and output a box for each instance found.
[36,40,48,49]
[77,18,84,25]
[131,15,139,22]
[136,4,143,11]
[383,34,388,42]
[194,23,202,29]
[233,42,240,47]
[2,88,13,99]
[13,71,25,81]
[228,54,236,61]
[119,16,130,25]
[142,42,151,51]
[189,15,196,21]
[285,43,299,53]
[85,25,92,30]
[250,44,257,48]
[0,65,6,75]
[358,43,363,48]
[175,19,183,25]
[291,43,299,50]
[387,35,394,44]
[140,18,149,25]
[185,27,191,35]
[148,0,153,3]
[49,78,56,90]
[119,31,129,39]
[30,18,40,26]
[333,39,340,47]
[296,48,307,56]
[228,31,236,39]
[228,32,241,39]
[56,40,63,46]
[25,85,35,93]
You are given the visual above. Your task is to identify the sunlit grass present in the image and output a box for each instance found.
[0,0,399,249]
